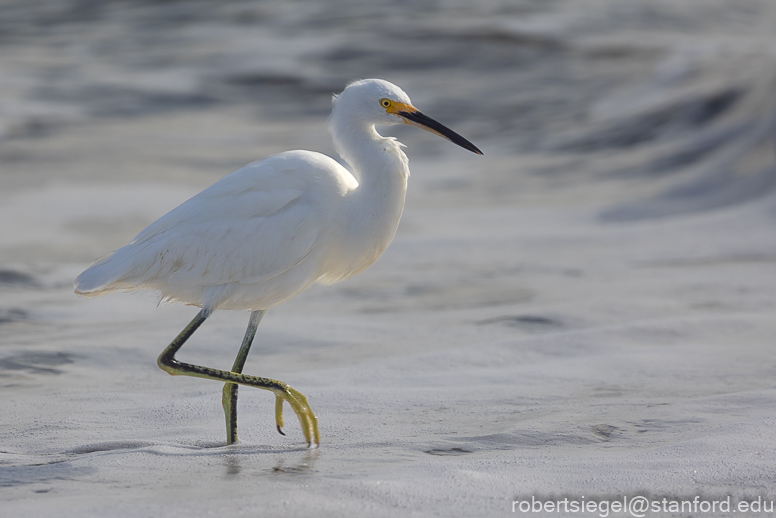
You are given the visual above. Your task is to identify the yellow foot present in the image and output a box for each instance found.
[275,385,319,448]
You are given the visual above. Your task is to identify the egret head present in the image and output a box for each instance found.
[334,79,483,155]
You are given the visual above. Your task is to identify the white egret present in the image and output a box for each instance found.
[75,78,482,448]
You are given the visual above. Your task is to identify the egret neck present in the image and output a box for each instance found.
[326,101,410,281]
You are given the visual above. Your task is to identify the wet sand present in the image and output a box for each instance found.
[2,1,776,516]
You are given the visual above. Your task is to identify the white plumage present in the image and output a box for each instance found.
[75,79,441,311]
[76,150,368,310]
[74,78,481,447]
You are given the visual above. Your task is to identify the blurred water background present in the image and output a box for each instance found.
[2,0,774,220]
[2,1,776,516]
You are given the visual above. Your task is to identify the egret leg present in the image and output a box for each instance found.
[222,309,265,445]
[158,309,319,448]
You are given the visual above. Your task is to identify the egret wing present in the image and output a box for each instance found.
[133,166,320,287]
[76,152,342,296]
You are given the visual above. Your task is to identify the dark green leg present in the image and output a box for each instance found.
[158,309,319,448]
[222,309,265,445]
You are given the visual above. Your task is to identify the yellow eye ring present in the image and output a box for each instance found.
[380,98,391,108]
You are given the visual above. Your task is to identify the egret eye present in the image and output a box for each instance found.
[380,99,391,108]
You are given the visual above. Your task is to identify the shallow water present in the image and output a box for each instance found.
[2,0,776,516]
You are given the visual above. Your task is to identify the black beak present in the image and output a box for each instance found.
[398,110,483,155]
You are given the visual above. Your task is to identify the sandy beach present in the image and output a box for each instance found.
[2,1,776,516]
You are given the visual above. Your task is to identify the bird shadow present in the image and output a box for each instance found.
[222,447,320,477]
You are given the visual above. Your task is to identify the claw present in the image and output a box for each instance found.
[276,424,286,436]
[274,393,285,432]
[275,385,320,448]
